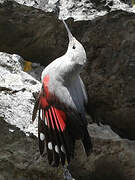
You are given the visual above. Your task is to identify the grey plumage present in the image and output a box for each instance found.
[41,20,87,113]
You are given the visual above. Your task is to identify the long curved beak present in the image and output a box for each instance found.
[62,19,73,41]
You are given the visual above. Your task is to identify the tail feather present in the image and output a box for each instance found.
[82,127,93,156]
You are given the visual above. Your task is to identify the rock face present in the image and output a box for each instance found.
[81,10,135,139]
[71,124,135,180]
[0,1,64,66]
[0,53,135,180]
[0,118,65,180]
[1,0,135,179]
[0,53,64,180]
[11,0,135,20]
[0,53,40,135]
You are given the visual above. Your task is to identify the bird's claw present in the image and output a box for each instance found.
[63,166,75,180]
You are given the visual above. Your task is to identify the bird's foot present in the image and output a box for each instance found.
[63,165,75,180]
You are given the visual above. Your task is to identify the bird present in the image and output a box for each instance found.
[32,19,93,167]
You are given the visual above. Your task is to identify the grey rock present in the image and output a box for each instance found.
[0,117,64,180]
[10,0,135,20]
[0,52,40,135]
[11,0,107,20]
[70,124,135,180]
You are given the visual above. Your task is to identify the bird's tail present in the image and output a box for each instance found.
[82,126,93,156]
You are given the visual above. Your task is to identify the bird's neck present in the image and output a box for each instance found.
[65,49,86,67]
[60,52,84,83]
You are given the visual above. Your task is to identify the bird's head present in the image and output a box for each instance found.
[62,19,87,65]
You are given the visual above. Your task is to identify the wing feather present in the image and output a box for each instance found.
[50,107,66,165]
[47,109,60,167]
[33,74,92,167]
[38,110,45,155]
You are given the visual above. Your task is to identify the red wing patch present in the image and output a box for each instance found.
[40,75,50,108]
[34,74,92,167]
[52,107,66,132]
[40,75,66,132]
[44,106,66,132]
[43,75,50,98]
[38,75,74,166]
[40,96,49,108]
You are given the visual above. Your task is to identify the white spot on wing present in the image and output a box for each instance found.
[40,132,45,141]
[45,117,47,125]
[61,145,65,153]
[48,142,53,150]
[55,145,59,153]
[40,109,42,120]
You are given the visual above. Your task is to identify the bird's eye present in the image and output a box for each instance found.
[73,45,76,49]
